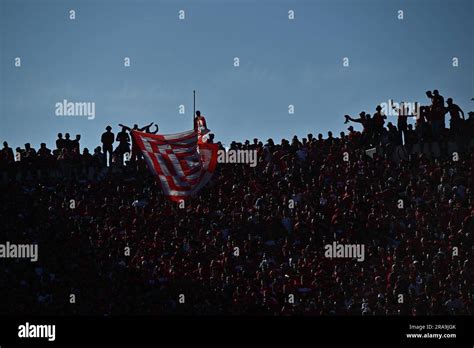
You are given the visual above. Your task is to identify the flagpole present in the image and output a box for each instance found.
[193,90,196,129]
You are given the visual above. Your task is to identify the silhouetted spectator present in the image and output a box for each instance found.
[373,105,387,141]
[428,90,445,139]
[0,141,14,165]
[64,133,73,151]
[71,134,81,155]
[116,126,131,158]
[37,143,51,158]
[23,143,36,163]
[56,133,65,151]
[446,98,465,132]
[101,126,115,166]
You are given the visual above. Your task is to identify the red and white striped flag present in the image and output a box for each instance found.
[132,129,218,201]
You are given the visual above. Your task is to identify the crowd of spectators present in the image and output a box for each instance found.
[0,91,472,315]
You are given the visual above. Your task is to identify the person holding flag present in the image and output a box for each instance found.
[194,110,210,144]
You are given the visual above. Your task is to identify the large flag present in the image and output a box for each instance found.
[131,129,218,201]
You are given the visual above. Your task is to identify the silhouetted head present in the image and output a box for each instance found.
[40,143,46,148]
[106,126,112,131]
[58,133,63,138]
[3,141,8,147]
[196,110,201,117]
[25,143,30,150]
[133,124,138,129]
[433,89,439,96]
[447,98,453,105]
[376,105,382,111]
[65,133,70,140]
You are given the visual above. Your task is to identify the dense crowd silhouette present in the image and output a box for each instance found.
[0,91,473,315]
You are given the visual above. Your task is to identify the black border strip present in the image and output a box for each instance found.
[0,315,472,345]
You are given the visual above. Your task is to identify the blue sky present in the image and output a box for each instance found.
[1,0,472,151]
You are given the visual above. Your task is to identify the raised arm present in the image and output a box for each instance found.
[149,124,159,134]
[345,115,362,124]
[138,122,154,131]
[118,124,132,131]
